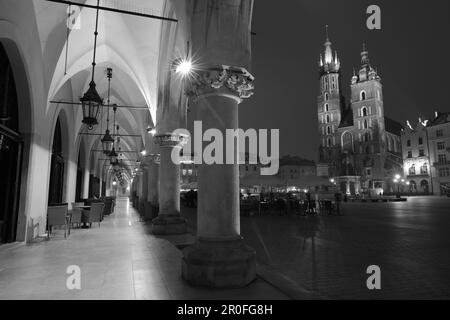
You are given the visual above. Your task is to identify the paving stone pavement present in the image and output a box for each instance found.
[182,196,450,299]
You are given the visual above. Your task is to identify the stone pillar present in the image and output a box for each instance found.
[82,167,90,199]
[181,0,256,288]
[182,66,256,288]
[152,134,187,234]
[145,154,160,220]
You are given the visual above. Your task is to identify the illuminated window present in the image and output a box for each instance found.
[360,90,366,101]
[409,165,416,176]
[182,169,187,176]
[439,167,450,177]
[420,164,428,175]
[361,107,368,117]
[327,138,332,147]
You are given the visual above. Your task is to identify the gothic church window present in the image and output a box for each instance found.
[363,119,368,129]
[360,90,366,101]
[325,93,329,101]
[326,126,331,135]
[361,107,368,117]
[327,138,332,147]
[324,103,329,112]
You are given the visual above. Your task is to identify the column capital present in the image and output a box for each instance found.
[187,65,255,102]
[143,153,161,165]
[154,133,188,148]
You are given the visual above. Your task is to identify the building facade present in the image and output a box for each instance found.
[427,112,450,195]
[317,32,402,195]
[401,120,433,194]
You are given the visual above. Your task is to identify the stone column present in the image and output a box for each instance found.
[181,0,256,288]
[82,167,90,199]
[182,66,256,288]
[145,154,160,220]
[152,134,187,234]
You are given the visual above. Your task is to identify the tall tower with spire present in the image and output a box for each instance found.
[317,26,345,174]
[350,44,387,189]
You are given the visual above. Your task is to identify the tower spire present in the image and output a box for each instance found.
[323,25,333,64]
[361,42,370,67]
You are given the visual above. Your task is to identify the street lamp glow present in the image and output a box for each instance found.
[330,178,335,183]
[112,181,117,186]
[175,59,193,76]
[140,150,146,156]
[393,179,398,183]
[395,174,401,180]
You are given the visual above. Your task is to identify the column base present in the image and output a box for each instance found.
[182,238,256,288]
[151,215,187,235]
[144,203,159,221]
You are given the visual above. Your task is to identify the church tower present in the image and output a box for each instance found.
[317,26,344,175]
[350,44,387,188]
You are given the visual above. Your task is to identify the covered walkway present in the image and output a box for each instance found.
[0,198,288,300]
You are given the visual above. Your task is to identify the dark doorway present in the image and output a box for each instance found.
[0,43,23,243]
[48,118,65,205]
[75,151,83,201]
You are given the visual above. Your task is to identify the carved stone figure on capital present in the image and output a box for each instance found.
[186,65,254,101]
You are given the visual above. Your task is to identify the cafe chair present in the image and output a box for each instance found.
[85,202,104,228]
[69,208,83,232]
[47,204,69,239]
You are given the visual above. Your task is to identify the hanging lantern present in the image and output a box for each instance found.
[81,81,102,129]
[101,67,114,154]
[80,0,102,130]
[101,129,114,155]
[109,147,118,163]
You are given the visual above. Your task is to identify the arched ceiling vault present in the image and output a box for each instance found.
[34,0,172,129]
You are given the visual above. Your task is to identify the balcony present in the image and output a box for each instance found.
[406,173,430,178]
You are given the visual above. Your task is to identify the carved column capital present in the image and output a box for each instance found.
[154,133,189,148]
[144,154,161,165]
[186,65,255,102]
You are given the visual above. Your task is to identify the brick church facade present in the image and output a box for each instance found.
[317,30,402,195]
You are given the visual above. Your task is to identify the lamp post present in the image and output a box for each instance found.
[394,174,401,198]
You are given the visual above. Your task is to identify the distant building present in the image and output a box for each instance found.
[427,112,450,195]
[401,120,432,194]
[278,156,316,180]
[316,29,402,195]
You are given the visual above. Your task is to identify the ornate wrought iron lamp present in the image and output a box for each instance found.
[81,0,103,129]
[101,68,114,154]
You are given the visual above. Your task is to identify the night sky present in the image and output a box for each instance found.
[240,0,450,162]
